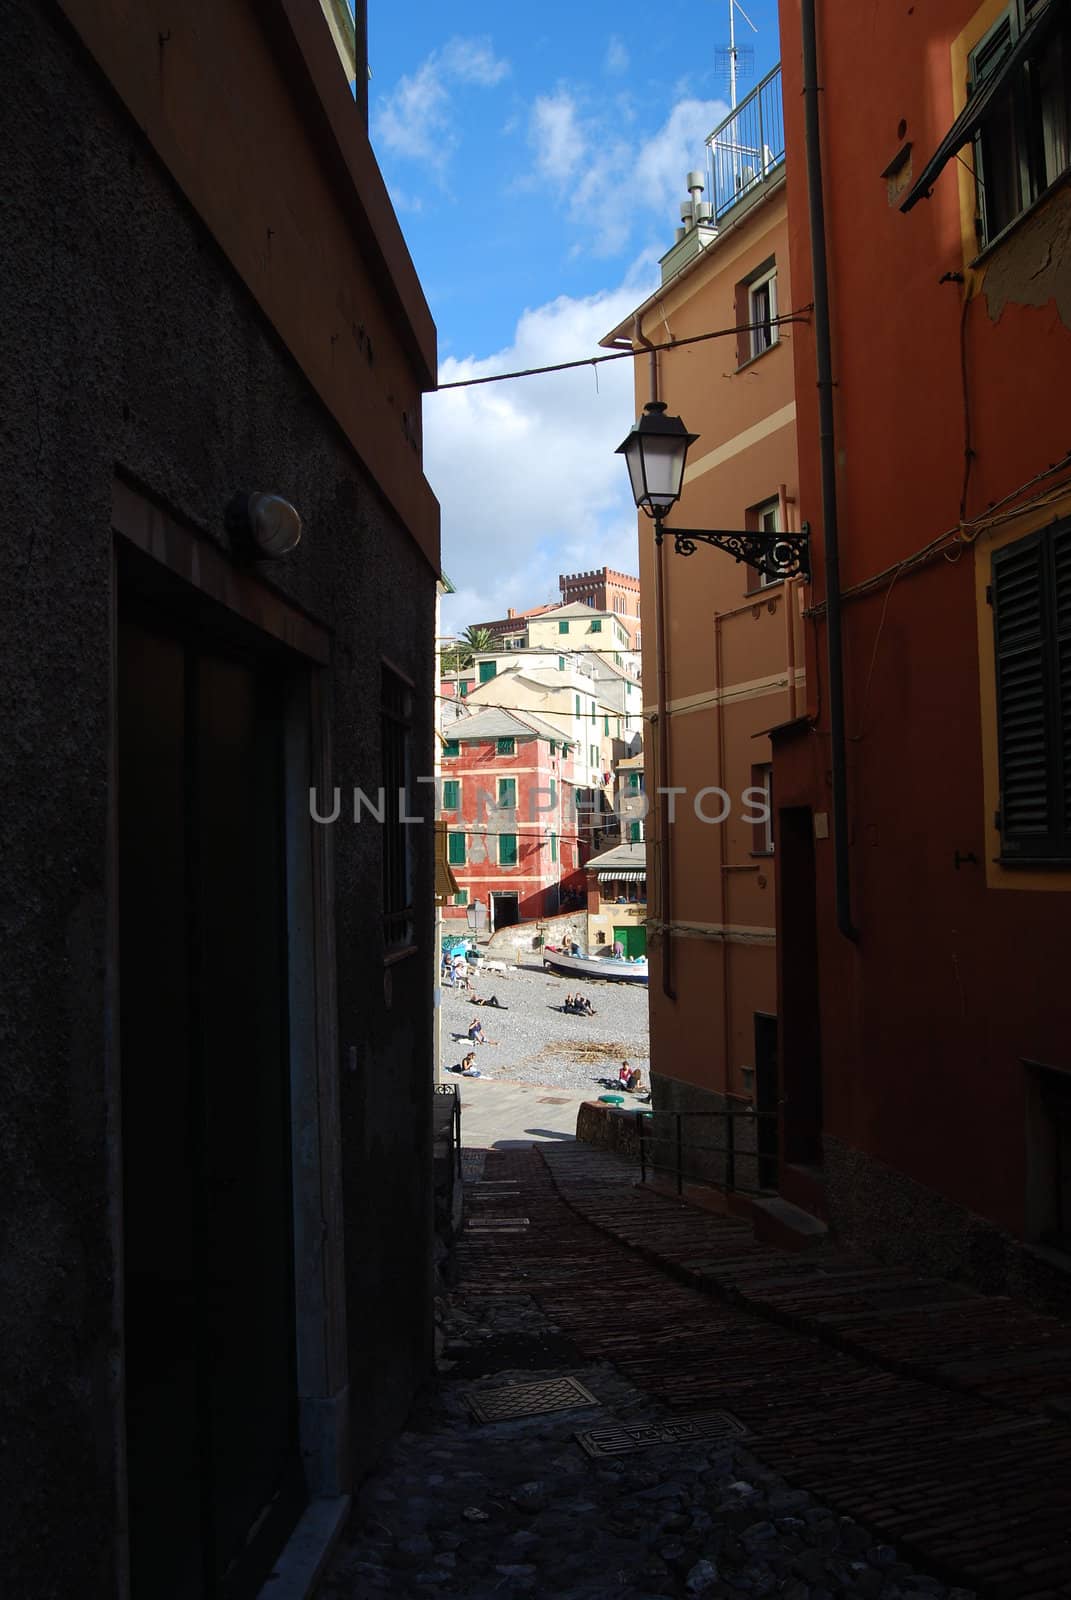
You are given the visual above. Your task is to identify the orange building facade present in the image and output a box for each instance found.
[772,0,1071,1291]
[605,91,804,1147]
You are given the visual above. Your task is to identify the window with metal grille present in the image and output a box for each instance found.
[991,518,1071,863]
[382,665,414,950]
[442,779,460,811]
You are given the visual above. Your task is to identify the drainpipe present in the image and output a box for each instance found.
[636,316,676,1001]
[801,0,858,942]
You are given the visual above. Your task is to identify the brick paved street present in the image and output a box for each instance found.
[318,1142,1071,1599]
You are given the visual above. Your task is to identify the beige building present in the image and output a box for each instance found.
[602,66,804,1164]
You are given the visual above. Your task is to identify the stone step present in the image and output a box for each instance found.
[747,1194,831,1253]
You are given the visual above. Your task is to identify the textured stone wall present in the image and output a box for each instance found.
[1,4,435,1592]
[824,1136,1071,1317]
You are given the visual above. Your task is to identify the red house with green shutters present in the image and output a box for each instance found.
[440,707,588,926]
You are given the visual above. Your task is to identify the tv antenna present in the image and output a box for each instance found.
[715,0,758,109]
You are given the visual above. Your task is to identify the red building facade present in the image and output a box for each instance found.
[440,708,586,926]
[772,0,1071,1296]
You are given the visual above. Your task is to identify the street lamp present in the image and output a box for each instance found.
[616,401,810,583]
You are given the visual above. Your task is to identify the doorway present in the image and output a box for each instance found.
[777,808,823,1165]
[614,924,647,959]
[118,599,305,1597]
[491,892,519,929]
[753,1012,779,1190]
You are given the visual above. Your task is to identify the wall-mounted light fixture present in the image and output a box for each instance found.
[225,491,303,558]
[616,402,810,583]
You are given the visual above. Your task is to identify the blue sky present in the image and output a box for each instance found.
[367,1,782,633]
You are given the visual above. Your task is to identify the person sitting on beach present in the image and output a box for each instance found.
[460,1052,483,1077]
[468,1017,485,1044]
[618,1060,641,1091]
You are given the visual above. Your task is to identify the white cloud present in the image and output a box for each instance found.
[605,36,630,75]
[530,90,587,184]
[373,36,510,172]
[427,273,660,635]
[526,88,728,258]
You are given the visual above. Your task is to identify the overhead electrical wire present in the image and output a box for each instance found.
[433,306,814,391]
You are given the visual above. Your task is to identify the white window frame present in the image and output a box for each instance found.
[748,267,778,359]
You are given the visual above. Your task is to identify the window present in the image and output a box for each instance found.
[752,763,774,854]
[549,777,558,806]
[496,737,515,756]
[498,833,518,866]
[990,519,1071,862]
[459,681,469,697]
[628,819,643,844]
[971,1,1070,246]
[478,660,497,683]
[590,744,599,768]
[591,619,602,633]
[558,656,565,670]
[382,666,414,950]
[549,832,558,863]
[447,831,466,866]
[444,738,460,758]
[454,889,469,906]
[498,777,517,809]
[442,779,460,810]
[604,715,610,736]
[549,740,557,756]
[575,694,581,716]
[748,498,792,590]
[630,772,644,792]
[748,265,778,358]
[559,620,569,634]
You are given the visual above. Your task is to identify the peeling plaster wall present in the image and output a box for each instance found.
[1,3,435,1592]
[981,184,1071,326]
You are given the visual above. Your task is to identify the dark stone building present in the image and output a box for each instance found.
[2,1,440,1593]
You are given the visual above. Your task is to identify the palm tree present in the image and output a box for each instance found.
[442,625,495,673]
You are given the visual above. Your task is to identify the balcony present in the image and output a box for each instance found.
[706,64,785,224]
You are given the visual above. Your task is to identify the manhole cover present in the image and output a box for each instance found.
[467,1375,600,1423]
[575,1410,747,1458]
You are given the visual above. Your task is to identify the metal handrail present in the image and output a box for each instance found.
[705,63,785,224]
[637,1107,779,1197]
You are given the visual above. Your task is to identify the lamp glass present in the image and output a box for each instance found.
[249,492,302,556]
[637,432,689,513]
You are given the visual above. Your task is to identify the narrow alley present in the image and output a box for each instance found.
[319,1145,1071,1600]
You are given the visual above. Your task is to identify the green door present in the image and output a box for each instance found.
[614,924,646,958]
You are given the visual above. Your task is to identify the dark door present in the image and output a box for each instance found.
[753,1013,779,1190]
[777,808,823,1165]
[119,608,304,1599]
[491,892,519,928]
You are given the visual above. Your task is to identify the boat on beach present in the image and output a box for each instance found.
[542,945,649,984]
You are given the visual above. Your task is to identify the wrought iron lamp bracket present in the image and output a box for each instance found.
[653,518,811,583]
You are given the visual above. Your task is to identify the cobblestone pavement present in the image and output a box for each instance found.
[319,1143,1069,1600]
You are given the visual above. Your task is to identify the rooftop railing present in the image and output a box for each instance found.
[706,64,785,224]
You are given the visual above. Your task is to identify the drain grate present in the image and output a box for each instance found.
[575,1410,747,1459]
[467,1375,600,1423]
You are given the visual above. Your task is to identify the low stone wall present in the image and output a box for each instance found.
[576,1099,648,1160]
[649,1072,760,1191]
[483,912,578,960]
[823,1135,1071,1317]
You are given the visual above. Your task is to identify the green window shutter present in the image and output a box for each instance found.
[454,888,469,906]
[444,739,460,758]
[498,777,517,808]
[591,619,602,633]
[549,740,557,756]
[590,744,598,768]
[496,736,515,756]
[442,779,460,809]
[549,778,557,805]
[558,656,565,670]
[498,833,517,866]
[575,694,581,716]
[559,620,569,634]
[447,832,466,865]
[604,715,610,735]
[550,832,558,862]
[629,819,642,843]
[991,523,1071,860]
[478,660,497,683]
[460,681,469,696]
[590,703,596,723]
